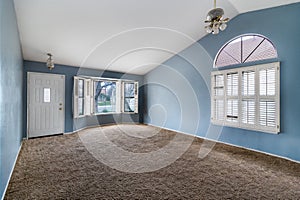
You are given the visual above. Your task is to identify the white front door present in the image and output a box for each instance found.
[28,72,65,138]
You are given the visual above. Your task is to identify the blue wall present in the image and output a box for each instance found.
[0,0,23,198]
[144,3,300,161]
[24,61,144,136]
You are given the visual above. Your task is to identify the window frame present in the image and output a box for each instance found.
[73,77,84,118]
[93,79,120,115]
[214,34,278,68]
[122,81,139,113]
[73,76,139,118]
[211,62,280,134]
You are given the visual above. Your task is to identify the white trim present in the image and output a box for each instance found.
[76,75,138,83]
[73,77,85,118]
[1,142,23,200]
[65,122,142,134]
[213,33,278,68]
[64,124,106,134]
[116,80,121,113]
[145,123,300,164]
[74,76,139,117]
[93,79,119,115]
[84,79,92,116]
[211,62,280,134]
[121,81,139,113]
[93,112,120,116]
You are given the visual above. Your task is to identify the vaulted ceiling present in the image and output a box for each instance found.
[14,0,300,75]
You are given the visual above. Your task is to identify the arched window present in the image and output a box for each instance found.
[211,34,280,134]
[214,34,278,68]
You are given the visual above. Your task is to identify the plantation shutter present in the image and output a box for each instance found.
[84,79,92,116]
[258,66,278,132]
[90,80,94,114]
[73,77,79,118]
[259,68,276,96]
[226,73,238,122]
[134,82,139,113]
[215,74,224,96]
[242,100,255,124]
[211,74,225,123]
[116,81,121,113]
[215,100,224,120]
[227,73,238,96]
[211,62,280,133]
[227,99,238,122]
[241,71,255,125]
[259,101,276,127]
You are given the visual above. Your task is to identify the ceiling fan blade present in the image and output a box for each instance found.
[222,18,230,22]
[205,20,212,23]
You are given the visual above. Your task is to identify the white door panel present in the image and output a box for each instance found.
[28,72,65,138]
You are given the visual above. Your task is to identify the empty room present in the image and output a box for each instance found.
[1,0,300,199]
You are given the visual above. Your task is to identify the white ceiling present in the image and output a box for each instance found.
[14,0,300,75]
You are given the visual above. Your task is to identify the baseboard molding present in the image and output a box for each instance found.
[146,123,300,164]
[64,124,106,134]
[1,142,23,200]
[65,122,142,135]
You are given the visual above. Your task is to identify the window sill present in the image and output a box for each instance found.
[211,120,279,134]
[93,112,138,116]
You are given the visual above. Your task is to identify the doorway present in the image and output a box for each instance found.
[27,72,65,138]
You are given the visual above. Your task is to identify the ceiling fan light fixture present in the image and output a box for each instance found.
[219,23,227,31]
[206,8,224,21]
[205,25,213,33]
[46,53,55,70]
[212,27,219,35]
[204,0,229,35]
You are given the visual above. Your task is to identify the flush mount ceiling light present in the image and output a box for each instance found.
[46,53,54,70]
[204,0,229,35]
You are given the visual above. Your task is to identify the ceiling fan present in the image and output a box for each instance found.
[204,0,229,34]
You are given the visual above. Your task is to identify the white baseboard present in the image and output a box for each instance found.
[1,142,23,200]
[65,122,142,135]
[146,123,300,164]
[65,123,118,134]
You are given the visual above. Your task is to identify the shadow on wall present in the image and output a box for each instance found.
[144,3,300,162]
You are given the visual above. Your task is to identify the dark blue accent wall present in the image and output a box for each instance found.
[144,3,300,161]
[0,0,23,198]
[24,61,144,136]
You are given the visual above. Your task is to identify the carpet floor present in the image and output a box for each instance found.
[5,124,300,199]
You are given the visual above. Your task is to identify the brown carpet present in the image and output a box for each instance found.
[5,124,300,199]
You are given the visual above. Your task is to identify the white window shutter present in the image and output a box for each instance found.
[211,62,280,134]
[121,82,125,112]
[116,81,121,113]
[90,80,94,114]
[242,100,255,124]
[84,79,91,116]
[215,100,224,120]
[73,77,79,118]
[227,73,238,96]
[259,101,276,127]
[211,74,225,124]
[241,70,256,127]
[134,82,139,113]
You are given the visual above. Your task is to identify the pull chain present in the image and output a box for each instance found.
[214,0,216,8]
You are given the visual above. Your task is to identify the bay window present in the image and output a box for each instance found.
[73,77,138,117]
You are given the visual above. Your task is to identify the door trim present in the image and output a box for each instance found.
[27,72,65,138]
